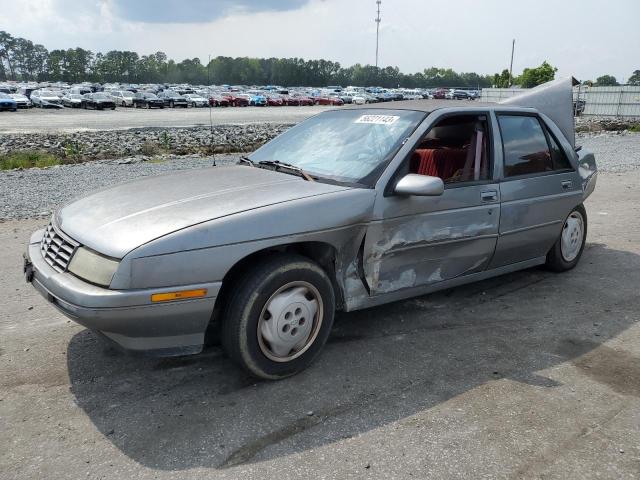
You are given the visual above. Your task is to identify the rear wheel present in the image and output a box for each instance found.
[546,204,587,272]
[222,254,335,380]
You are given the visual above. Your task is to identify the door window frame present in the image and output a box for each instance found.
[496,111,575,182]
[384,110,496,196]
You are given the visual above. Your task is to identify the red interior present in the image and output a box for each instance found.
[410,132,487,182]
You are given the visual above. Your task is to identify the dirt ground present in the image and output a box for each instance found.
[1,171,639,479]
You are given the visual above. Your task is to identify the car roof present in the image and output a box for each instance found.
[344,99,497,113]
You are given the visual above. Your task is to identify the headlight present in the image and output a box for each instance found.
[68,247,120,287]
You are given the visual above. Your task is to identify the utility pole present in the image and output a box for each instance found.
[375,0,382,69]
[508,38,515,87]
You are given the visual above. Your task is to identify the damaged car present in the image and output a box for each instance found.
[24,78,597,380]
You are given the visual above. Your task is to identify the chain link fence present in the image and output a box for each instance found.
[481,86,640,120]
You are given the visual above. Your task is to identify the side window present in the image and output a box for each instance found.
[546,127,573,171]
[498,115,553,177]
[408,114,490,185]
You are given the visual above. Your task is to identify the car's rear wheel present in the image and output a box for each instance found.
[222,254,335,380]
[546,204,587,272]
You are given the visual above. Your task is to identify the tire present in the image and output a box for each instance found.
[222,254,335,380]
[546,204,587,272]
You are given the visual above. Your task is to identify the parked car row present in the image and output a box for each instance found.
[0,81,482,113]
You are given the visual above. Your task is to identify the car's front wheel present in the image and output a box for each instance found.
[222,254,335,380]
[546,204,587,272]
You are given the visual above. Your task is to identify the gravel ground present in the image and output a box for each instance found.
[0,124,292,158]
[578,132,640,173]
[1,132,639,221]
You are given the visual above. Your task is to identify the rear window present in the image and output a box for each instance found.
[546,128,573,171]
[498,115,553,177]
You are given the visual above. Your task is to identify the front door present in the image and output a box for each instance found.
[363,113,500,295]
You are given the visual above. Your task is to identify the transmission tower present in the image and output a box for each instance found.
[375,1,381,68]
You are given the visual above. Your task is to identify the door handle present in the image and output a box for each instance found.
[481,190,498,202]
[561,180,573,190]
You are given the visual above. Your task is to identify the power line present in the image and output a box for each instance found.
[375,0,381,68]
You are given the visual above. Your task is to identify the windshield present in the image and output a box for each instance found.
[0,93,9,99]
[249,109,424,185]
[93,93,107,99]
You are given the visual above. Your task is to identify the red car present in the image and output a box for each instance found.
[314,96,344,106]
[432,88,447,99]
[283,95,300,106]
[266,95,284,106]
[286,95,314,106]
[209,95,230,107]
[222,93,249,107]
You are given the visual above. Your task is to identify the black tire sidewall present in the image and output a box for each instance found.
[547,204,588,271]
[224,257,335,379]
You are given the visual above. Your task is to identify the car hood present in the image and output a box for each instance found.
[57,165,352,258]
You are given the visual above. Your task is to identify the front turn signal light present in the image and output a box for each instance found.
[151,289,208,303]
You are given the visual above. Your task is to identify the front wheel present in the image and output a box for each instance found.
[546,204,587,272]
[222,254,335,380]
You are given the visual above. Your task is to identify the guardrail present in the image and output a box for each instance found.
[480,86,640,120]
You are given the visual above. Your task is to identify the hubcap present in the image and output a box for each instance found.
[257,281,323,362]
[560,211,584,262]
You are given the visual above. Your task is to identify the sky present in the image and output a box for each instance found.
[0,0,638,82]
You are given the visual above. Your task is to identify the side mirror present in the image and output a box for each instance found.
[394,174,444,196]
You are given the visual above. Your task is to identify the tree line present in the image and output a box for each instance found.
[0,30,494,88]
[1,31,637,88]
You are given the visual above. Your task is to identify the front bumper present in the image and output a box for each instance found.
[25,229,221,356]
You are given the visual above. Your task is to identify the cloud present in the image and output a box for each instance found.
[110,0,310,23]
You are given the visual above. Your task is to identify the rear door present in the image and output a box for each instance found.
[489,113,583,268]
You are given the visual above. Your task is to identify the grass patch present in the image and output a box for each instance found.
[0,151,61,170]
[630,124,640,133]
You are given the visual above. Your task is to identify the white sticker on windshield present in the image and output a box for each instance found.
[355,114,400,125]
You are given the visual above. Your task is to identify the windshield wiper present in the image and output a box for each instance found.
[257,160,315,182]
[239,155,255,166]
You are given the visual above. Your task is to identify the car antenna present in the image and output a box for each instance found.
[209,82,216,167]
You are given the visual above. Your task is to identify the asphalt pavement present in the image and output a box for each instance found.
[0,105,328,133]
[1,169,639,479]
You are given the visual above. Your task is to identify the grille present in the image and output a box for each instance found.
[40,222,79,272]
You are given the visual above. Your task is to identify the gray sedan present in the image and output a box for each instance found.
[24,78,597,379]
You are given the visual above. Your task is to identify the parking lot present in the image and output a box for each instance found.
[1,134,639,478]
[0,105,328,133]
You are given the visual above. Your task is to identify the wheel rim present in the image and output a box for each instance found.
[560,211,584,262]
[257,281,323,363]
